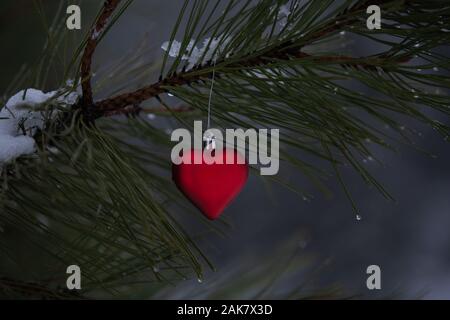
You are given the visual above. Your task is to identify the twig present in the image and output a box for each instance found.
[95,73,201,113]
[143,104,195,113]
[101,103,196,117]
[282,52,412,71]
[80,0,122,108]
[102,103,195,117]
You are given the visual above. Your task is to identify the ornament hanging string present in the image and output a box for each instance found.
[204,56,217,150]
[206,58,217,130]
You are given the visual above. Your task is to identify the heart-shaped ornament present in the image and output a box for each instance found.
[172,148,248,220]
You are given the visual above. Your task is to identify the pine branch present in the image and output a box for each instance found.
[94,55,412,117]
[88,0,415,117]
[1,0,449,298]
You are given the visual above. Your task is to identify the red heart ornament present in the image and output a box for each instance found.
[172,148,248,220]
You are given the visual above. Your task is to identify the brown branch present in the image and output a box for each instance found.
[80,0,122,108]
[95,73,202,113]
[101,103,196,117]
[92,0,411,117]
[95,52,411,117]
[287,52,412,71]
[144,105,195,113]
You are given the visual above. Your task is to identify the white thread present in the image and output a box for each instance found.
[203,58,217,151]
[206,58,217,129]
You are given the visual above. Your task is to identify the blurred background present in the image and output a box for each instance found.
[1,0,449,299]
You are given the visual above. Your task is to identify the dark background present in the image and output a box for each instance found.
[1,1,449,299]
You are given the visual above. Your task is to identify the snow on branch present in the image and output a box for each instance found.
[161,37,230,70]
[0,87,80,164]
